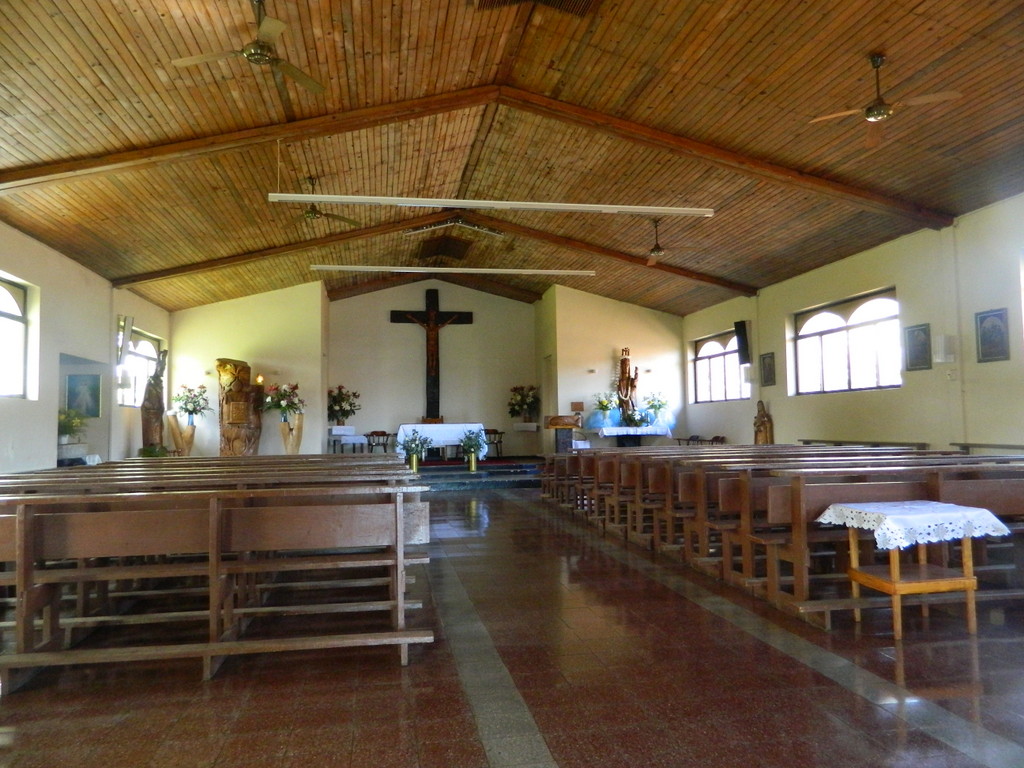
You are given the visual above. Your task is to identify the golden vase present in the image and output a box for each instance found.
[279,413,304,455]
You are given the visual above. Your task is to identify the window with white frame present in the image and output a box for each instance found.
[117,325,164,407]
[693,331,751,403]
[0,278,28,397]
[795,289,902,394]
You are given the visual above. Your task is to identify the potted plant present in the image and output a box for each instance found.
[507,384,540,422]
[57,408,88,444]
[459,429,486,472]
[400,429,432,472]
[327,384,361,425]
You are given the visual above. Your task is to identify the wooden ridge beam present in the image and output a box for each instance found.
[461,212,758,296]
[496,87,954,230]
[110,211,457,287]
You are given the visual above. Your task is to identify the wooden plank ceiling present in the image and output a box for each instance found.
[0,0,1021,315]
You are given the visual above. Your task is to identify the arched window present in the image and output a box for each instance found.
[0,278,28,397]
[693,331,751,403]
[795,290,901,394]
[117,327,164,407]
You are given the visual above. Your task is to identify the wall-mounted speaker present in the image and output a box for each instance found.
[734,320,751,365]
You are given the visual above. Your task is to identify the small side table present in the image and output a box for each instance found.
[817,500,1011,640]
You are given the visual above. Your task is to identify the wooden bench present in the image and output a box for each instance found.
[0,460,433,692]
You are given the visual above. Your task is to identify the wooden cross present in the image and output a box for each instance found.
[390,289,473,419]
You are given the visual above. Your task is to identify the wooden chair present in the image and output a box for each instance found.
[365,431,390,452]
[484,429,504,458]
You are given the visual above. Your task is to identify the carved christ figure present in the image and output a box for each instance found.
[390,289,473,420]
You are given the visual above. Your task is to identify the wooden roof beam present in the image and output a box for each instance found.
[460,212,758,296]
[496,87,954,230]
[110,211,457,287]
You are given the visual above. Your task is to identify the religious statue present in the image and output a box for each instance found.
[616,347,639,421]
[753,399,774,445]
[216,358,263,456]
[140,349,167,451]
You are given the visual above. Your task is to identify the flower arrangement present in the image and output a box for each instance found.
[592,392,616,413]
[400,429,433,458]
[507,385,540,419]
[459,429,486,457]
[642,392,668,418]
[327,384,361,422]
[620,409,651,427]
[172,384,212,425]
[58,408,88,439]
[263,382,306,419]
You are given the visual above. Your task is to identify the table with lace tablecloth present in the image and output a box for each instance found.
[815,500,1010,640]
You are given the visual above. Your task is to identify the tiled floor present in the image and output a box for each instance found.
[4,488,1024,767]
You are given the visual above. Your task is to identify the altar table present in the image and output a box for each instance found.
[394,423,487,459]
[817,500,1010,639]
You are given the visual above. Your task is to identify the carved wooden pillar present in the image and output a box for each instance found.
[216,358,264,456]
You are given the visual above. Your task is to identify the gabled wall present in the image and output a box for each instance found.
[326,280,538,456]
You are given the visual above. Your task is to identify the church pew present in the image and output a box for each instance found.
[0,482,432,692]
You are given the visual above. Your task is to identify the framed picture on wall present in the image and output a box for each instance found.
[759,352,776,387]
[904,323,932,371]
[976,308,1010,363]
[66,374,101,417]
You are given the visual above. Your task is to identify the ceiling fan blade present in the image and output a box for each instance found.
[898,91,963,107]
[323,213,361,227]
[273,60,325,93]
[256,16,287,44]
[809,108,862,124]
[171,49,240,68]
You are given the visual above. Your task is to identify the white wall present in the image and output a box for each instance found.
[327,280,538,455]
[169,282,327,456]
[0,222,170,471]
[682,192,1024,449]
[538,285,686,452]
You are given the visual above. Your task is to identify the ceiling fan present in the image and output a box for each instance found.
[171,0,324,94]
[810,53,961,146]
[288,177,359,228]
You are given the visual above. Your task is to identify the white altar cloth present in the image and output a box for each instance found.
[594,426,671,438]
[817,500,1010,550]
[394,423,488,458]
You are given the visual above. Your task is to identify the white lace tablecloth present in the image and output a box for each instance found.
[817,500,1011,550]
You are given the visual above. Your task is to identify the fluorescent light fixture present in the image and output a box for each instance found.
[311,265,595,276]
[269,193,713,218]
[403,216,505,237]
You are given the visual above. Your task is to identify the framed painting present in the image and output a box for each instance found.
[66,373,101,417]
[976,308,1010,363]
[904,323,932,371]
[759,352,776,387]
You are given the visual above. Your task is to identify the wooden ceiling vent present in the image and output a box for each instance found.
[418,236,473,262]
[472,0,600,16]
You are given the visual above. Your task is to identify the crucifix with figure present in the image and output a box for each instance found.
[390,289,473,420]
